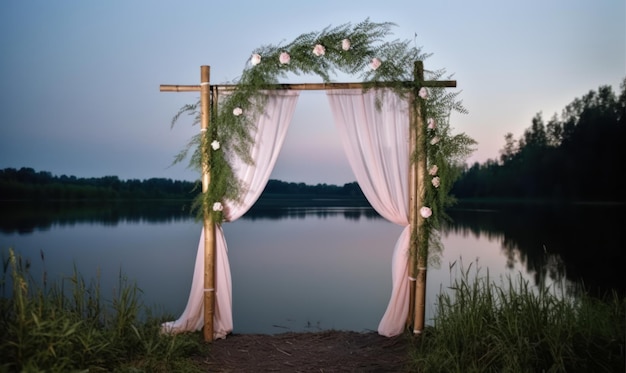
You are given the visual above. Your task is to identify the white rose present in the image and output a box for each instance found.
[212,202,223,212]
[251,53,261,66]
[429,165,438,175]
[370,58,381,70]
[233,107,243,116]
[341,38,351,51]
[432,177,440,188]
[430,136,440,145]
[313,44,325,56]
[279,52,290,64]
[420,207,432,219]
[210,140,220,150]
[427,118,436,129]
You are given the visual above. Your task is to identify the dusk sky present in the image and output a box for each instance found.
[1,1,624,186]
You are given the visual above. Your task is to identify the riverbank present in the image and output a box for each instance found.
[195,330,410,372]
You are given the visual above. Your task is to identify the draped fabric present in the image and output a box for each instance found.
[327,89,411,337]
[162,90,300,339]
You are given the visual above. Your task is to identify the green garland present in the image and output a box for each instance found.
[171,19,475,263]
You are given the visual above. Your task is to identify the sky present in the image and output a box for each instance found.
[1,1,624,186]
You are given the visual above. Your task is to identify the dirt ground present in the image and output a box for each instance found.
[194,330,414,372]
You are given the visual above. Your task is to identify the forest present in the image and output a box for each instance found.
[452,78,625,203]
[1,78,624,204]
[0,168,366,201]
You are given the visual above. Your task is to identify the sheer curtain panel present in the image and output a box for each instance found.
[162,91,300,339]
[327,89,411,337]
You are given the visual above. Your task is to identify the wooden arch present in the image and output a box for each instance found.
[161,63,456,341]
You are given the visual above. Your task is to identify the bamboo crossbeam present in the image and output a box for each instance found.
[160,80,456,92]
[160,85,204,92]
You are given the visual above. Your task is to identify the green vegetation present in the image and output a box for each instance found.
[2,250,622,371]
[453,78,626,203]
[407,262,625,372]
[0,249,207,372]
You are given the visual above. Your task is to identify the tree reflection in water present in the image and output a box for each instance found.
[1,201,623,299]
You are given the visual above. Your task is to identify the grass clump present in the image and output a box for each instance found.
[0,248,208,372]
[408,261,625,372]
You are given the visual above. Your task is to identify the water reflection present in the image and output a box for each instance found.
[223,213,400,333]
[243,206,382,221]
[2,201,623,299]
[444,202,625,298]
[0,200,195,234]
[1,201,623,333]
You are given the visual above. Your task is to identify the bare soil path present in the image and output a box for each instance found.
[194,330,413,372]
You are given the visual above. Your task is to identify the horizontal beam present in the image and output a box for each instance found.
[159,85,203,92]
[160,80,456,92]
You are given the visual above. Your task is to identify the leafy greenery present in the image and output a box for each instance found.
[422,112,476,263]
[170,19,475,268]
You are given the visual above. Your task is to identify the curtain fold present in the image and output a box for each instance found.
[327,88,411,337]
[162,90,300,339]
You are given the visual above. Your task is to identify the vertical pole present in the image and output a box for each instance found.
[412,61,428,334]
[200,65,216,342]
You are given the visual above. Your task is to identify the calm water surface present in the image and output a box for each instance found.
[1,202,623,334]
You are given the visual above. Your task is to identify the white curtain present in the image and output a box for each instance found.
[162,90,300,339]
[327,88,411,337]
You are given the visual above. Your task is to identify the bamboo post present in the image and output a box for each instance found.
[412,61,428,334]
[200,65,217,342]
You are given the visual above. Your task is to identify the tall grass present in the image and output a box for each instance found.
[0,248,207,372]
[408,260,625,372]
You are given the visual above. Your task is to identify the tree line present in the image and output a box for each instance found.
[0,168,366,201]
[0,169,199,201]
[452,78,625,203]
[262,179,366,198]
[2,78,624,203]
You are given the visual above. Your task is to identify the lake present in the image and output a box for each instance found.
[1,201,623,334]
